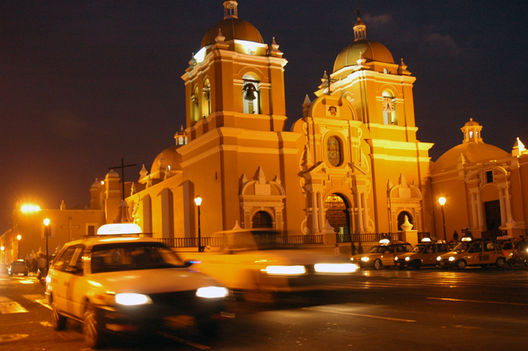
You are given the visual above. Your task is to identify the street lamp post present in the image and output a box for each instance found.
[438,197,447,241]
[194,197,203,252]
[43,218,51,273]
[16,234,22,259]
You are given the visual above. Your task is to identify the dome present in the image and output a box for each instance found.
[432,142,509,173]
[201,18,264,47]
[150,146,181,175]
[333,40,394,72]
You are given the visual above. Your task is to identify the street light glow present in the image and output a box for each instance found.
[16,234,22,241]
[20,203,41,214]
[43,218,51,226]
[194,196,202,206]
[438,196,446,206]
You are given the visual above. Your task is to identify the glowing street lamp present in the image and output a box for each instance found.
[1,245,5,264]
[20,203,41,214]
[194,196,203,252]
[43,218,51,273]
[438,197,447,241]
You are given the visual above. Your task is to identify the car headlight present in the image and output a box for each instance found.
[436,256,442,261]
[394,256,398,261]
[314,263,358,273]
[360,257,370,262]
[405,256,410,262]
[263,265,306,275]
[448,256,455,262]
[196,286,229,299]
[115,293,152,306]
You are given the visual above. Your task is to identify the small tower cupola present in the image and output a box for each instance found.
[461,118,483,144]
[223,1,238,19]
[353,10,367,41]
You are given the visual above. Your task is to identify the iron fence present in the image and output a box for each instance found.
[336,232,403,244]
[156,234,324,249]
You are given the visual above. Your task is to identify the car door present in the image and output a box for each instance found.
[49,246,78,312]
[64,246,86,318]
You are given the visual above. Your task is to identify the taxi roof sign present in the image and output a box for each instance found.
[379,238,390,245]
[97,223,142,235]
[421,237,432,242]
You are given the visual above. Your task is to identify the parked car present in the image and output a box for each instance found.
[394,239,450,269]
[8,259,28,276]
[351,239,413,270]
[46,234,229,349]
[436,238,506,269]
[180,229,359,298]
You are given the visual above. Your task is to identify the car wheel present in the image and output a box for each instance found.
[373,259,382,270]
[412,261,421,270]
[456,260,466,270]
[496,257,505,268]
[83,303,106,349]
[51,301,67,330]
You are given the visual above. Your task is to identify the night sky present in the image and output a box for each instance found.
[1,0,527,232]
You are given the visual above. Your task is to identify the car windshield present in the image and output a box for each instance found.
[368,246,388,253]
[453,242,471,252]
[91,242,186,273]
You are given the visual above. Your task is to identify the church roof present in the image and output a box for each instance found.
[432,118,509,173]
[333,40,394,72]
[332,12,394,72]
[432,142,509,173]
[201,18,263,47]
[201,2,263,48]
[150,145,181,176]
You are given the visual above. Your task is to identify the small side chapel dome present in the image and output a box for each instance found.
[432,118,509,173]
[201,1,264,47]
[150,146,181,176]
[333,12,394,72]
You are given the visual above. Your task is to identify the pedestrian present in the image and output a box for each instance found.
[453,230,459,242]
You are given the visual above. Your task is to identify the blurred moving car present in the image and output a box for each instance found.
[46,234,229,349]
[351,239,412,270]
[394,238,450,269]
[507,240,528,267]
[436,238,506,269]
[8,259,29,276]
[181,229,359,296]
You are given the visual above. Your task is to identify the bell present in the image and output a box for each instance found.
[244,84,256,101]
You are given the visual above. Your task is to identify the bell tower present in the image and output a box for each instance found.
[182,1,288,141]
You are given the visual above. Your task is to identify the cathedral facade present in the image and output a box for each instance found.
[88,1,527,243]
[90,2,435,241]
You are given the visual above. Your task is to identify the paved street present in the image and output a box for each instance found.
[1,268,528,350]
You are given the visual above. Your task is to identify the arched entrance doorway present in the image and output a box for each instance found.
[252,211,273,228]
[325,193,350,235]
[397,211,413,231]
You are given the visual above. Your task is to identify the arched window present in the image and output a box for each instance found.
[252,211,273,228]
[243,74,260,114]
[191,86,200,123]
[382,91,397,125]
[327,136,343,167]
[202,79,211,118]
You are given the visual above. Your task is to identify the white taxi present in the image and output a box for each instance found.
[46,229,229,349]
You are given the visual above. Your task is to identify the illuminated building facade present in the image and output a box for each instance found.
[87,2,527,243]
[431,119,528,240]
[89,2,435,242]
